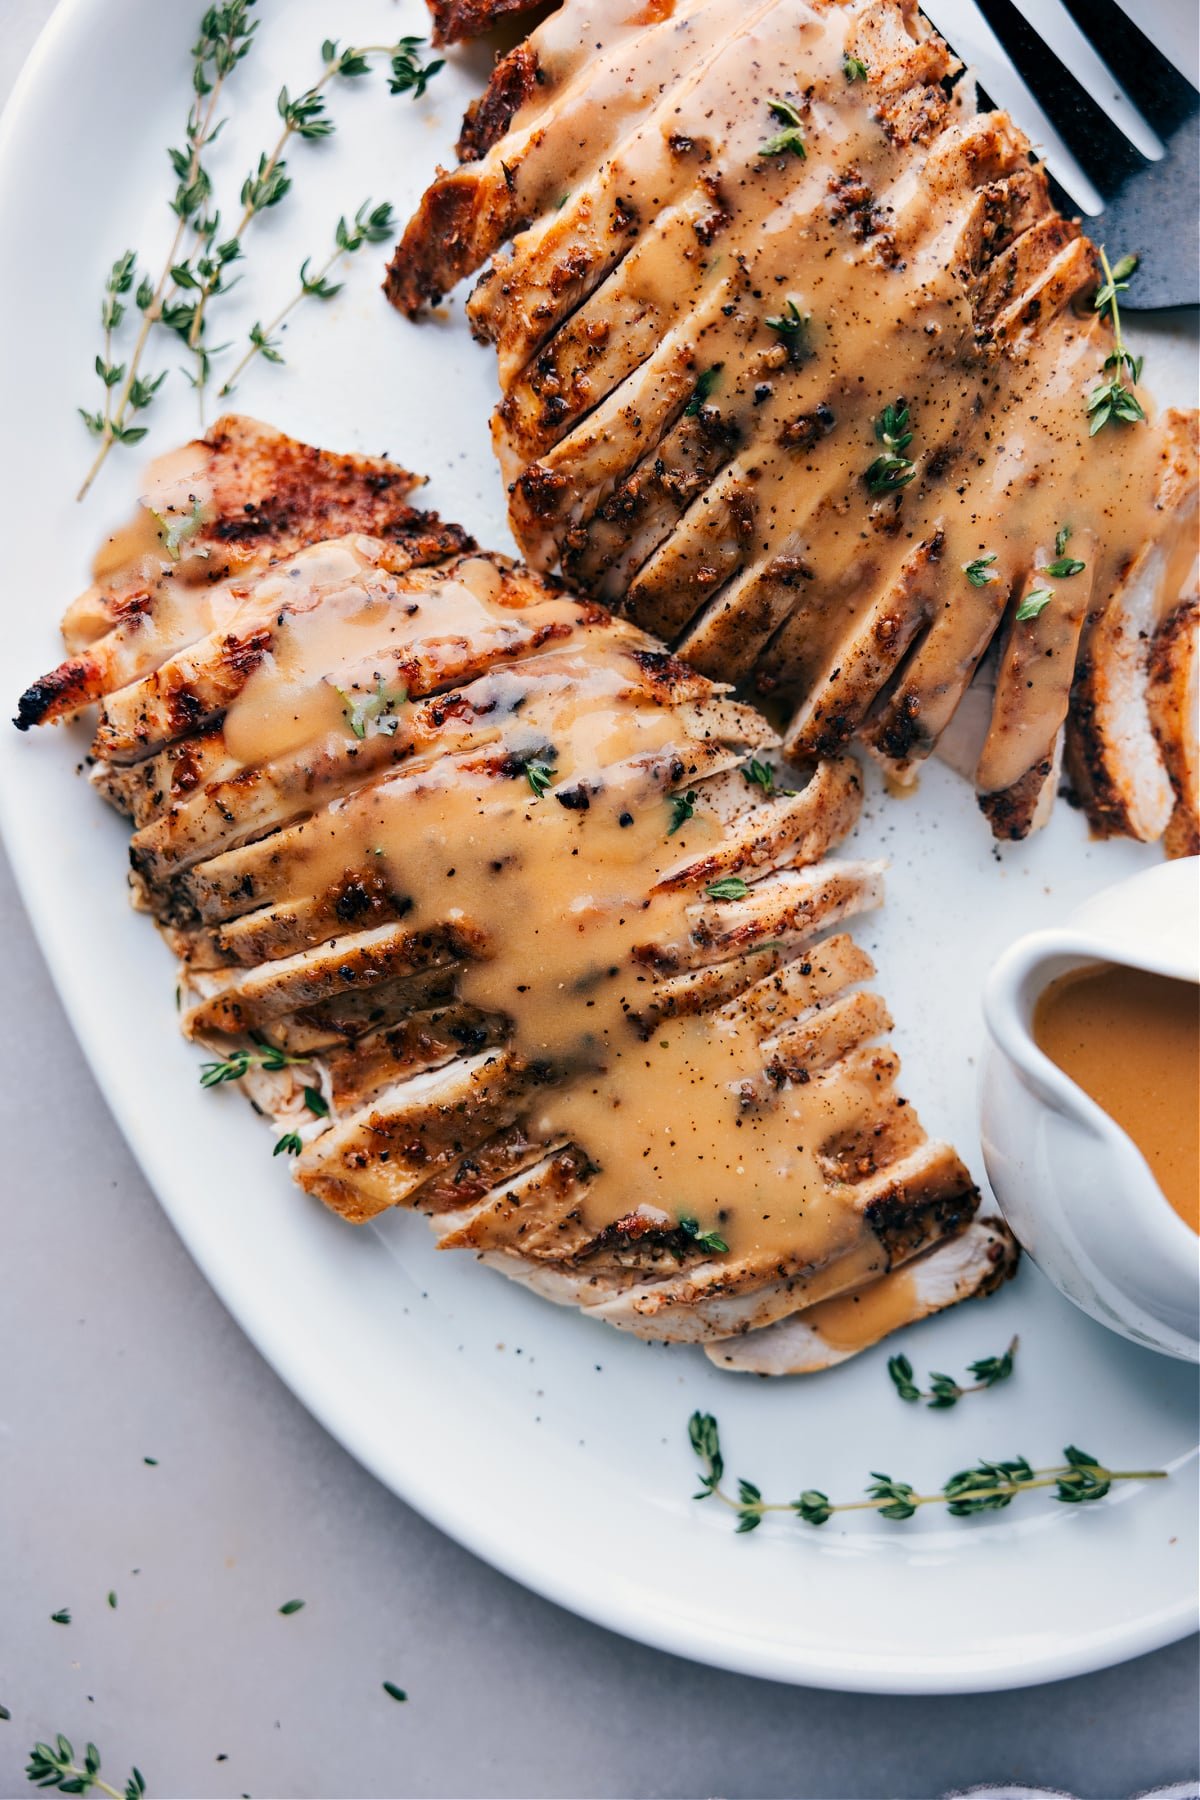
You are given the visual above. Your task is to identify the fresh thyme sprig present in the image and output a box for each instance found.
[865,399,916,493]
[688,1413,1166,1533]
[77,18,441,490]
[198,1040,310,1087]
[219,200,394,395]
[183,39,440,375]
[888,1336,1018,1408]
[759,98,808,159]
[843,54,869,81]
[1088,248,1145,434]
[25,1735,145,1800]
[77,2,257,498]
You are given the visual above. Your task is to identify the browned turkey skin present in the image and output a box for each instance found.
[15,416,1015,1370]
[392,0,1199,850]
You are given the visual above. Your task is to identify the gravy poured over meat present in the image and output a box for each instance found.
[15,418,1016,1369]
[392,0,1199,851]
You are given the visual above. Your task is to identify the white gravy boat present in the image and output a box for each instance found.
[981,857,1200,1361]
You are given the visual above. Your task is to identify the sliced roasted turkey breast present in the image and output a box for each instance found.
[392,0,1199,854]
[16,419,1016,1366]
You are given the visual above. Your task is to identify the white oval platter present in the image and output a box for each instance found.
[0,0,1195,1693]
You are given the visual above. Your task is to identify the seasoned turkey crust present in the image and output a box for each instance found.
[15,417,1016,1368]
[393,0,1199,853]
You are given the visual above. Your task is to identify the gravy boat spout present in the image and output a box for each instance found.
[981,859,1200,1361]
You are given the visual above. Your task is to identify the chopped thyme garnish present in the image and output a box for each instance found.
[150,497,207,560]
[107,1592,118,1609]
[888,1336,1018,1408]
[689,1413,1167,1533]
[843,54,869,81]
[684,364,723,415]
[667,789,698,834]
[705,876,750,901]
[382,1682,408,1703]
[274,1132,303,1157]
[1015,586,1053,622]
[143,1457,158,1466]
[865,399,916,493]
[763,298,809,346]
[759,98,807,159]
[25,1736,146,1800]
[199,1041,309,1087]
[524,759,556,799]
[1089,248,1145,434]
[49,1609,71,1626]
[741,758,776,794]
[301,1086,329,1118]
[679,1216,729,1254]
[336,675,407,740]
[278,1598,306,1615]
[964,553,998,587]
[76,17,442,494]
[1042,526,1085,579]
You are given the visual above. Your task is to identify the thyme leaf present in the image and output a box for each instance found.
[741,758,776,794]
[964,553,998,587]
[1042,524,1086,578]
[684,364,723,415]
[678,1216,729,1254]
[273,1132,303,1157]
[387,36,444,99]
[705,876,750,901]
[763,298,809,348]
[335,675,407,740]
[667,789,698,835]
[524,760,557,799]
[843,54,869,81]
[1015,586,1053,623]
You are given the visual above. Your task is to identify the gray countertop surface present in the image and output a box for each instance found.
[1,3,1196,1796]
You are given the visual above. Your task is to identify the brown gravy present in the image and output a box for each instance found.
[1034,963,1199,1234]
